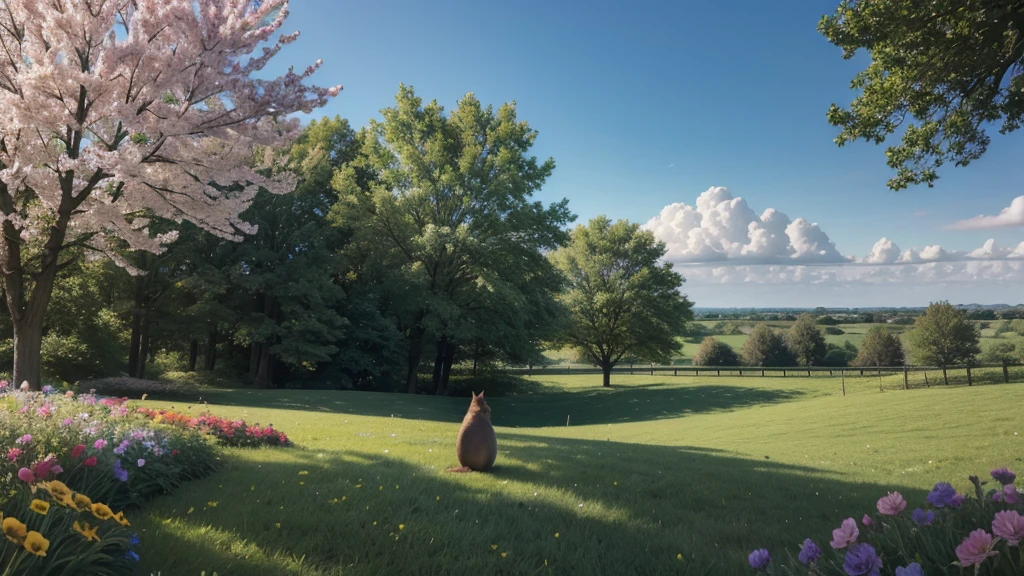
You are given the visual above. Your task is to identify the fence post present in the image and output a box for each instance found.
[783,369,787,377]
[567,364,570,375]
[630,364,633,375]
[674,367,678,376]
[923,371,929,387]
[1004,361,1010,384]
[967,366,973,386]
[739,369,743,376]
[878,366,883,392]
[903,366,908,390]
[717,369,721,376]
[761,369,765,377]
[650,363,654,376]
[841,370,846,396]
[807,369,811,377]
[695,368,699,377]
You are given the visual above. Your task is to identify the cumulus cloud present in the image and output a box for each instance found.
[645,186,848,264]
[946,195,1024,230]
[862,237,901,264]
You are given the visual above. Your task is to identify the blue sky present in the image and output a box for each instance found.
[268,0,1024,306]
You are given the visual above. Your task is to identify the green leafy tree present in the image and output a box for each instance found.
[982,341,1020,383]
[692,337,740,367]
[332,85,573,394]
[853,326,906,367]
[550,217,693,387]
[741,324,794,367]
[823,341,859,367]
[786,313,828,366]
[906,301,982,384]
[820,1,1024,189]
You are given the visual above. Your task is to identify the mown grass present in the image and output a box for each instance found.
[135,375,1024,576]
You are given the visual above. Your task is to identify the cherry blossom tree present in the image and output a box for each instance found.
[0,0,341,388]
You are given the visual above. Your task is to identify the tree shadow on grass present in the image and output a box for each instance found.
[136,434,930,576]
[151,384,805,428]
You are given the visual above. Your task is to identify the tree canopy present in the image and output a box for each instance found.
[820,1,1024,189]
[692,337,740,367]
[741,325,794,368]
[853,326,905,367]
[786,314,828,366]
[550,217,692,387]
[906,301,981,384]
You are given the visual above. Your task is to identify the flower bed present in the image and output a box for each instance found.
[0,382,218,573]
[136,407,291,448]
[748,467,1023,575]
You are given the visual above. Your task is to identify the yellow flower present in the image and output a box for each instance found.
[3,516,27,544]
[250,485,255,491]
[501,552,508,558]
[378,486,383,491]
[73,493,93,512]
[207,501,218,508]
[43,480,72,503]
[187,507,194,515]
[275,523,281,529]
[113,511,131,527]
[91,503,113,521]
[398,524,405,530]
[436,496,440,501]
[23,531,48,556]
[73,521,101,542]
[354,484,362,489]
[554,532,560,538]
[298,471,309,476]
[677,553,684,561]
[29,499,50,516]
[491,544,498,550]
[613,481,618,486]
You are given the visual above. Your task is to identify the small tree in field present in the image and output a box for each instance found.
[0,0,340,388]
[692,337,739,367]
[853,326,905,367]
[906,301,981,385]
[741,324,794,367]
[550,217,693,387]
[982,341,1020,383]
[786,313,827,366]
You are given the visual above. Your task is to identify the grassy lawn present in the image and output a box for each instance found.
[135,375,1024,575]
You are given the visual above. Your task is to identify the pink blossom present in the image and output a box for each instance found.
[83,456,97,467]
[955,529,998,567]
[17,467,34,483]
[830,518,859,549]
[992,510,1024,546]
[15,434,31,444]
[94,438,108,450]
[876,492,907,516]
[1003,485,1019,505]
[861,514,873,527]
[0,380,7,389]
[7,447,22,461]
[65,390,74,398]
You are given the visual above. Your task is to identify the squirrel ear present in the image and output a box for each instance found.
[471,391,477,399]
[479,390,485,399]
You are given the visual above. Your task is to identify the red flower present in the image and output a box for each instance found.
[71,444,86,459]
[82,456,97,467]
[172,449,178,456]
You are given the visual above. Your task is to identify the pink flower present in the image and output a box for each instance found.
[15,434,31,444]
[0,380,7,389]
[83,456,97,467]
[94,438,107,450]
[7,448,22,461]
[992,510,1024,546]
[830,518,859,549]
[1003,485,1019,505]
[17,467,35,483]
[65,390,74,398]
[71,444,86,459]
[861,514,873,527]
[956,529,998,567]
[876,492,907,516]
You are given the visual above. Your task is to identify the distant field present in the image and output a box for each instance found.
[545,321,1022,366]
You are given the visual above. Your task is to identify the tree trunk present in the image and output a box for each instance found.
[127,252,146,377]
[248,342,261,385]
[187,338,199,372]
[254,342,272,388]
[204,328,217,371]
[136,321,152,379]
[438,342,456,396]
[1003,361,1010,384]
[405,325,427,394]
[12,315,44,390]
[431,338,446,393]
[942,366,948,386]
[602,361,612,387]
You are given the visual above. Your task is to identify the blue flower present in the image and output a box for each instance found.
[895,563,924,576]
[747,549,770,570]
[911,508,934,526]
[113,460,129,482]
[926,482,956,508]
[798,538,821,565]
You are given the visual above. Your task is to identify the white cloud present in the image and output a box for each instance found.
[946,195,1024,230]
[862,237,901,264]
[645,186,847,264]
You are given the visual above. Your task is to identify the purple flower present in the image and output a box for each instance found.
[911,508,934,526]
[895,563,924,576]
[137,458,145,468]
[955,529,998,567]
[843,543,882,576]
[62,418,73,426]
[831,518,859,549]
[949,493,964,508]
[927,482,957,507]
[94,438,108,450]
[15,434,31,444]
[1002,484,1019,505]
[877,491,906,516]
[113,460,128,482]
[798,538,821,565]
[861,514,873,527]
[17,467,35,483]
[41,385,53,394]
[991,467,1017,486]
[748,549,770,570]
[992,510,1024,546]
[113,439,130,456]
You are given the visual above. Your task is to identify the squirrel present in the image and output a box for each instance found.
[446,391,497,473]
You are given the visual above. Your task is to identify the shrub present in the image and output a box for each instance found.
[747,467,1023,575]
[742,325,795,367]
[692,337,740,366]
[444,373,547,397]
[823,326,845,335]
[136,407,291,448]
[821,342,857,367]
[79,377,201,400]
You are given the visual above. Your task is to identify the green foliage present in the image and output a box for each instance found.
[692,337,740,367]
[823,341,859,367]
[906,301,982,368]
[982,341,1020,365]
[785,314,828,366]
[741,324,794,367]
[550,217,693,383]
[853,326,906,367]
[820,1,1024,189]
[823,326,845,336]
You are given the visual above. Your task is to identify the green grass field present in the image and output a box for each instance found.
[134,374,1024,575]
